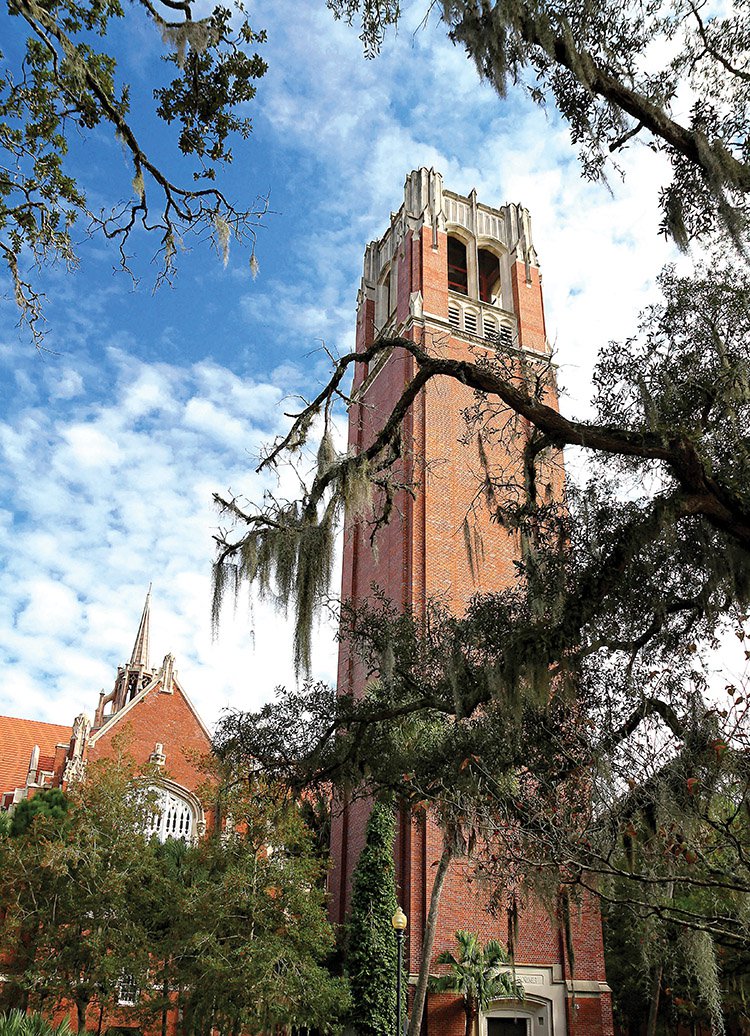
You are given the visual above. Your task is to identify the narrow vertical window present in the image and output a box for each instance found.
[377,269,391,329]
[447,236,468,295]
[478,248,501,304]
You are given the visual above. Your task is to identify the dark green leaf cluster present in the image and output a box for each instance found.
[216,593,750,953]
[154,10,266,173]
[594,262,750,495]
[172,794,349,1036]
[327,0,400,58]
[346,800,402,1036]
[603,793,750,1035]
[8,787,69,836]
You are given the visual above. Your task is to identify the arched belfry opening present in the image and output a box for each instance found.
[447,235,468,294]
[479,246,501,304]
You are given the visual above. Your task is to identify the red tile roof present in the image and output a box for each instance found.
[0,715,71,798]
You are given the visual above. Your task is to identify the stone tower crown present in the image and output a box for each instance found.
[357,167,545,354]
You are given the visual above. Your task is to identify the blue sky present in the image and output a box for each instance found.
[0,0,678,728]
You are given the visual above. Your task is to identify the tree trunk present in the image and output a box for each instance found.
[406,843,454,1036]
[646,964,662,1036]
[75,994,90,1034]
[161,972,169,1036]
[465,999,477,1036]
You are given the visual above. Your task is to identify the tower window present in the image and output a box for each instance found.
[377,264,397,329]
[478,248,501,304]
[377,271,391,329]
[447,236,468,295]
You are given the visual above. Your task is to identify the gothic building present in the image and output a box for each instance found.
[0,588,211,841]
[330,169,613,1036]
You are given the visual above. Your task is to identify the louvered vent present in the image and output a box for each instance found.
[464,311,478,335]
[484,317,498,343]
[448,303,461,329]
[500,325,513,349]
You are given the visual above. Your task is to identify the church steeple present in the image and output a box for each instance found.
[94,587,157,728]
[129,584,151,669]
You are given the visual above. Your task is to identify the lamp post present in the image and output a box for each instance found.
[392,906,408,1036]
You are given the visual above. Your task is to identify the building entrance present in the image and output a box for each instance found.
[488,1018,529,1036]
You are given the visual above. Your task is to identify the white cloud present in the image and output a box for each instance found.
[61,424,123,469]
[0,350,339,728]
[48,368,85,401]
[15,580,82,639]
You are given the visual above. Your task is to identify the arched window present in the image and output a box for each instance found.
[377,265,393,329]
[144,784,196,843]
[382,273,391,320]
[447,236,468,294]
[478,248,501,304]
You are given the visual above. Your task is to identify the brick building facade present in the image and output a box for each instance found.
[330,169,613,1036]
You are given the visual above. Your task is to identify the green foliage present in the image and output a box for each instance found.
[429,931,523,1036]
[217,596,750,961]
[346,799,401,1036]
[327,0,401,58]
[0,1011,73,1036]
[9,788,69,836]
[1,0,267,344]
[0,759,349,1034]
[173,777,350,1036]
[602,779,750,1036]
[0,756,163,1028]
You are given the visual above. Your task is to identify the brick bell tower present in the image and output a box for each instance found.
[330,169,613,1036]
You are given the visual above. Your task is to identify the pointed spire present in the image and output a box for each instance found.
[129,584,151,668]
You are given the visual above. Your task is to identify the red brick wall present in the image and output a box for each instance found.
[42,991,180,1036]
[88,683,211,796]
[511,260,547,354]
